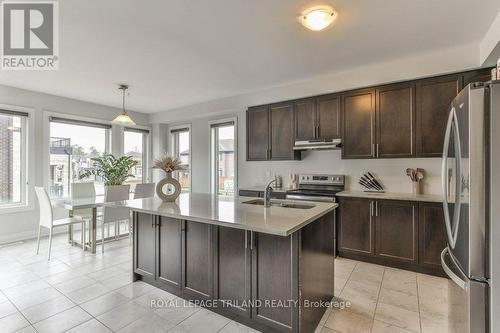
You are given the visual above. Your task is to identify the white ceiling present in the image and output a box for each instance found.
[1,0,499,113]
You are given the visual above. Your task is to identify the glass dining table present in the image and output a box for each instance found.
[54,196,127,253]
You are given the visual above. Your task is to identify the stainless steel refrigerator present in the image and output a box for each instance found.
[441,80,500,333]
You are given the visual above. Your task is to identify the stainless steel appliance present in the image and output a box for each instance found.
[440,81,500,333]
[286,174,345,202]
[293,138,341,151]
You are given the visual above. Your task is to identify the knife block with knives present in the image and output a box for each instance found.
[359,172,385,193]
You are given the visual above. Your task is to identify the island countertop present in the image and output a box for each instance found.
[107,193,337,236]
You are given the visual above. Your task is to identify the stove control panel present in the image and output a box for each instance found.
[298,174,345,185]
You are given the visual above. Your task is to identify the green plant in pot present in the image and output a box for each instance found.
[79,153,138,185]
[153,155,187,202]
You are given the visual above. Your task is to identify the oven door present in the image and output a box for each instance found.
[285,194,335,202]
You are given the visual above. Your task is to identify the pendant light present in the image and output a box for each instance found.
[112,84,136,126]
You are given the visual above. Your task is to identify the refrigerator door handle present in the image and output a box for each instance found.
[441,247,468,291]
[442,108,456,246]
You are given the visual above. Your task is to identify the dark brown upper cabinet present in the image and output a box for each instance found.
[246,105,269,161]
[463,68,493,87]
[246,103,300,161]
[416,74,462,157]
[376,83,415,158]
[342,88,376,159]
[295,95,341,141]
[269,102,299,160]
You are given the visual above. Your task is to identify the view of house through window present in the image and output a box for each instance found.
[211,121,235,196]
[49,118,109,198]
[171,127,190,192]
[124,128,149,189]
[0,111,27,207]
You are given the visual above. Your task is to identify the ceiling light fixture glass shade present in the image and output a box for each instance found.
[300,6,336,31]
[112,84,136,126]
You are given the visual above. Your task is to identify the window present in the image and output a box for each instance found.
[170,126,190,192]
[124,127,149,188]
[49,117,110,198]
[0,110,28,208]
[211,120,235,196]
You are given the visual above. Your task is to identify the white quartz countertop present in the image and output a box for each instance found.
[107,193,337,236]
[336,191,443,203]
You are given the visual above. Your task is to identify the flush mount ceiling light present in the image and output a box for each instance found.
[300,6,337,31]
[112,84,136,126]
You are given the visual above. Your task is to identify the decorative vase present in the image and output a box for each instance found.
[156,172,182,202]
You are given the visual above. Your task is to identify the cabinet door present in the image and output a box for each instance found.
[342,89,376,159]
[270,102,297,160]
[247,106,269,161]
[376,83,415,158]
[317,94,341,140]
[216,227,251,317]
[182,221,214,300]
[375,200,418,263]
[252,232,298,332]
[157,216,182,290]
[463,68,493,87]
[294,98,316,141]
[416,74,462,157]
[338,198,374,255]
[419,202,447,269]
[133,213,156,278]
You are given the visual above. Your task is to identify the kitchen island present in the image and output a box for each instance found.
[109,193,338,333]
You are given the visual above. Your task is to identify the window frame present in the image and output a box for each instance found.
[44,112,112,199]
[123,127,151,184]
[169,124,191,192]
[209,117,237,196]
[0,106,33,214]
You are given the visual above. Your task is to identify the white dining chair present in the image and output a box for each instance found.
[133,183,155,199]
[98,184,130,253]
[35,187,85,260]
[71,182,95,248]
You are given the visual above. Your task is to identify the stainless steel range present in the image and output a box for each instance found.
[286,174,345,202]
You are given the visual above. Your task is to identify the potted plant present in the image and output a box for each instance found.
[153,155,187,202]
[79,153,138,185]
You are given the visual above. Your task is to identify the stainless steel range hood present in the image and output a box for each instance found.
[293,138,341,151]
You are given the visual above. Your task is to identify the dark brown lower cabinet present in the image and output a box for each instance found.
[216,227,251,317]
[338,197,374,255]
[419,202,447,270]
[133,212,156,278]
[133,212,335,333]
[375,200,417,263]
[338,198,445,276]
[182,221,214,300]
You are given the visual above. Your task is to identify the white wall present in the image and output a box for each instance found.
[0,84,149,244]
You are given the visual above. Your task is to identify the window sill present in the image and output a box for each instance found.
[0,204,33,215]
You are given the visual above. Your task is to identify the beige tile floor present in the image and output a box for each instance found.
[0,232,452,333]
[317,258,454,333]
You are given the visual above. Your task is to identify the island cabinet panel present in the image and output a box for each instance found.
[294,98,316,141]
[133,212,156,278]
[341,89,376,159]
[252,232,299,332]
[182,221,214,300]
[215,227,251,317]
[156,216,182,290]
[338,197,374,255]
[270,102,298,160]
[317,94,341,140]
[416,74,462,157]
[376,83,415,158]
[247,105,270,161]
[419,202,447,270]
[375,200,418,263]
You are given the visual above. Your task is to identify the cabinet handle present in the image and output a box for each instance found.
[250,232,254,250]
[245,232,248,249]
[375,202,379,217]
[372,144,375,157]
[370,201,373,216]
[376,144,379,158]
